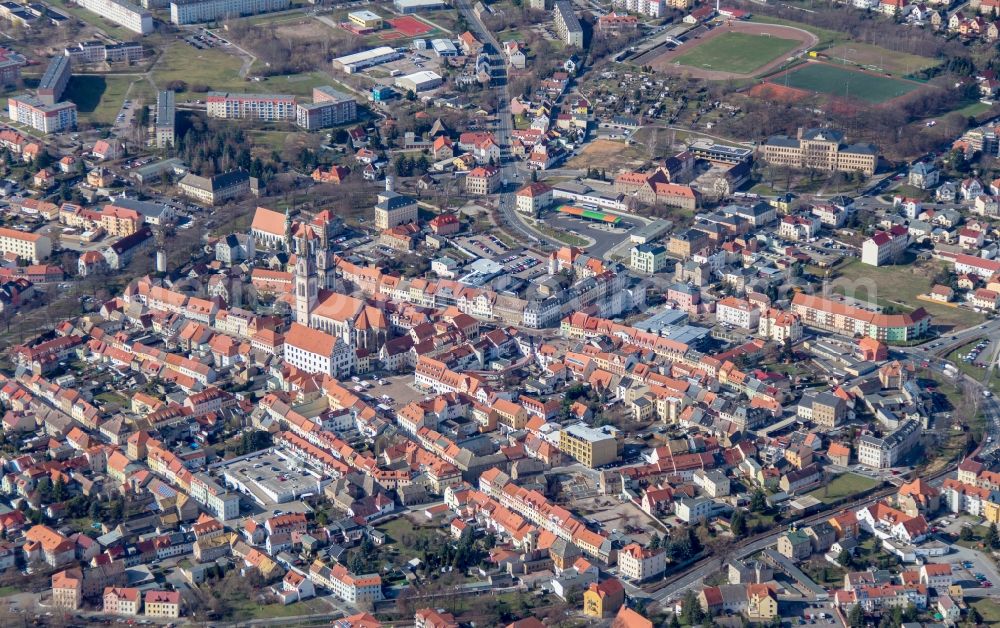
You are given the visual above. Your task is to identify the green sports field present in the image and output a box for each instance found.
[778,63,920,104]
[672,32,800,75]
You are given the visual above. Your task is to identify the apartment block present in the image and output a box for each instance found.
[37,55,71,105]
[630,243,667,274]
[0,226,51,263]
[791,293,930,343]
[8,95,77,133]
[295,86,357,130]
[155,90,175,148]
[861,226,909,267]
[716,296,760,330]
[857,419,921,469]
[170,0,290,24]
[553,1,584,47]
[206,92,296,121]
[78,0,153,34]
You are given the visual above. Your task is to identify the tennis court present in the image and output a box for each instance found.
[388,16,433,36]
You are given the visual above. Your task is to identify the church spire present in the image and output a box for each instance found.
[284,208,293,253]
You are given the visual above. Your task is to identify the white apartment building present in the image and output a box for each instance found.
[78,0,153,34]
[857,419,921,469]
[515,182,553,216]
[0,226,51,262]
[169,0,289,24]
[326,564,383,604]
[553,1,583,47]
[206,92,297,121]
[612,0,664,17]
[284,322,355,379]
[8,96,77,134]
[716,296,761,330]
[630,243,667,274]
[617,543,666,581]
[862,227,909,267]
[693,469,731,498]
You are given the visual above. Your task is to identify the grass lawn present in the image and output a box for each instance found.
[63,75,135,126]
[823,42,938,76]
[809,472,878,504]
[827,257,984,332]
[892,183,931,201]
[152,42,248,101]
[749,15,846,47]
[96,391,126,406]
[673,32,800,75]
[231,597,328,620]
[955,524,992,550]
[950,100,995,119]
[971,598,1000,624]
[780,63,920,104]
[376,515,444,563]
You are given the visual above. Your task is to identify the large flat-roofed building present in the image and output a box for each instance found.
[0,226,51,262]
[78,0,153,34]
[0,49,26,87]
[178,169,251,205]
[791,293,930,343]
[206,91,296,121]
[761,128,878,176]
[154,90,175,148]
[332,46,401,74]
[395,70,443,93]
[65,40,143,64]
[169,0,289,24]
[8,95,77,133]
[295,86,357,130]
[553,0,583,47]
[689,139,753,165]
[560,422,619,468]
[37,55,71,105]
[394,0,447,13]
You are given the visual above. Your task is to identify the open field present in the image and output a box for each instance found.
[971,598,1000,624]
[823,43,938,76]
[748,15,846,47]
[808,472,878,504]
[152,43,247,99]
[650,22,816,80]
[951,100,996,119]
[64,75,135,126]
[827,258,984,331]
[772,62,922,104]
[566,138,647,169]
[672,31,801,75]
[152,42,334,101]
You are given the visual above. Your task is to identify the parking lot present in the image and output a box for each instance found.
[543,210,644,258]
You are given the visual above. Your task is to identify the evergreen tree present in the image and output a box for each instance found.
[731,510,747,537]
[847,603,863,628]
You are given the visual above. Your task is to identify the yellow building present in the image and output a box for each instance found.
[560,423,620,468]
[347,9,382,30]
[493,399,527,431]
[583,579,625,618]
[747,584,779,620]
